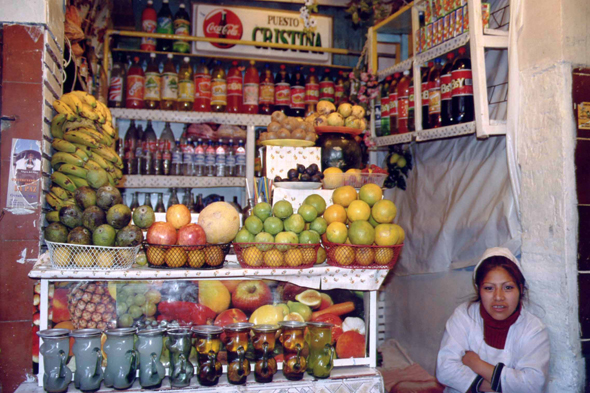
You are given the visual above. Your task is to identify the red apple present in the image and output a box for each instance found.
[232,280,272,313]
[214,308,248,327]
[220,280,242,294]
[177,223,207,246]
[311,313,343,344]
[147,222,177,245]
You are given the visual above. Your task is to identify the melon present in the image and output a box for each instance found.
[197,202,240,244]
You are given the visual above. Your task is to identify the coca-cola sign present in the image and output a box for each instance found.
[202,9,243,49]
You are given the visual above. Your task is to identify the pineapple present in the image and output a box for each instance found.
[68,282,116,331]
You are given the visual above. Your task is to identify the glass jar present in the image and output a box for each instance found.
[317,132,362,172]
[279,320,307,381]
[136,328,166,389]
[70,328,103,392]
[251,324,279,383]
[103,328,138,390]
[166,328,194,388]
[307,321,335,378]
[192,325,223,386]
[223,322,253,385]
[37,329,72,393]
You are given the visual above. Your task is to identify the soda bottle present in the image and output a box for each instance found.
[135,124,144,174]
[225,139,236,176]
[182,188,194,211]
[194,59,211,112]
[143,120,157,175]
[108,52,126,108]
[215,139,226,177]
[126,57,145,109]
[319,68,335,102]
[274,64,291,114]
[140,0,157,51]
[156,0,173,51]
[176,57,194,111]
[290,66,305,117]
[243,60,259,114]
[205,139,216,176]
[171,140,183,176]
[123,120,138,175]
[159,122,175,175]
[259,64,275,114]
[381,76,392,136]
[143,193,153,210]
[388,73,400,134]
[236,139,246,177]
[144,53,161,109]
[211,61,227,112]
[195,194,205,213]
[182,136,194,176]
[397,70,411,134]
[305,67,319,116]
[227,61,243,113]
[335,70,346,105]
[428,58,443,128]
[421,64,432,129]
[193,138,205,176]
[130,192,140,211]
[167,188,179,209]
[375,80,383,136]
[441,52,455,126]
[173,3,191,53]
[408,76,415,132]
[451,47,474,124]
[155,193,166,212]
[161,54,178,110]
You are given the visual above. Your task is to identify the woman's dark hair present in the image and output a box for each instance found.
[473,256,527,303]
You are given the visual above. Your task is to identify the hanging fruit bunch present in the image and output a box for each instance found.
[384,146,413,190]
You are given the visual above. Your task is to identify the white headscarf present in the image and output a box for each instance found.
[472,247,524,287]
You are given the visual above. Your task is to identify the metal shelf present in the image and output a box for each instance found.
[377,57,413,79]
[415,121,476,142]
[373,133,413,146]
[415,32,470,64]
[110,108,271,127]
[117,175,246,188]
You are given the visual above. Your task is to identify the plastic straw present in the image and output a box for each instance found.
[245,178,252,200]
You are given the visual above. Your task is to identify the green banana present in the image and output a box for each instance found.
[50,186,71,200]
[52,100,76,116]
[51,172,77,192]
[51,152,84,167]
[88,154,108,169]
[51,138,76,153]
[113,167,123,180]
[46,192,64,210]
[106,172,116,187]
[50,114,68,139]
[74,127,113,147]
[72,148,89,162]
[84,160,102,171]
[46,211,60,222]
[69,176,89,188]
[58,164,88,179]
[63,131,99,148]
[91,145,118,163]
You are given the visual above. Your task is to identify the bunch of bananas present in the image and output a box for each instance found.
[47,91,123,212]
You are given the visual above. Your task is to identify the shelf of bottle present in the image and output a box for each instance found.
[117,175,246,189]
[373,133,413,146]
[377,57,414,79]
[415,32,470,65]
[109,108,271,127]
[371,121,476,146]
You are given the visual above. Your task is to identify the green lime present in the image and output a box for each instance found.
[245,216,264,235]
[284,214,305,234]
[254,232,274,252]
[253,202,272,222]
[304,194,327,215]
[273,200,293,219]
[299,230,320,244]
[275,231,299,251]
[235,228,255,243]
[264,217,284,236]
[310,217,328,235]
[298,204,318,222]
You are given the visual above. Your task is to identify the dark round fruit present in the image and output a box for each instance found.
[288,169,299,179]
[274,176,283,182]
[306,164,319,176]
[319,172,325,179]
[311,174,322,182]
[300,173,311,182]
[297,164,306,173]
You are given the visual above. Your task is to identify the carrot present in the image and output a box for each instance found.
[311,301,355,320]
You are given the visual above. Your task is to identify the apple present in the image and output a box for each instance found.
[232,280,272,313]
[214,308,248,327]
[146,222,177,245]
[177,223,207,246]
[220,280,242,294]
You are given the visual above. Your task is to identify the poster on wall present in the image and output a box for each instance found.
[6,139,42,209]
[192,4,333,64]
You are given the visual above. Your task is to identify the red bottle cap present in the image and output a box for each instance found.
[310,67,315,72]
[458,47,466,55]
[447,52,455,60]
[280,64,286,70]
[232,60,238,66]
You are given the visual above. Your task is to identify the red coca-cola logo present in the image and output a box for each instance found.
[203,9,243,49]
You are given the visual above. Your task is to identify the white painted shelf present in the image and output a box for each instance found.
[415,121,476,141]
[415,32,470,65]
[110,108,271,127]
[117,175,246,188]
[373,133,413,147]
[377,57,414,79]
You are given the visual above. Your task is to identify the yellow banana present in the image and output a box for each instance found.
[64,117,96,133]
[70,91,97,108]
[84,160,102,171]
[113,167,123,180]
[96,101,112,123]
[51,152,84,167]
[88,154,108,169]
[63,131,99,148]
[52,100,76,116]
[46,211,60,222]
[91,145,119,163]
[50,186,71,200]
[78,102,99,121]
[69,176,89,188]
[106,172,117,187]
[51,138,76,153]
[100,122,117,139]
[60,93,84,113]
[79,126,113,147]
[51,172,77,193]
[58,164,88,179]
[50,114,69,139]
[72,148,89,162]
[46,193,64,210]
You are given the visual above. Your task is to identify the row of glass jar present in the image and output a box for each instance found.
[37,320,334,392]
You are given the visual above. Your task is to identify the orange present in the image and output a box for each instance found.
[356,248,375,266]
[166,204,192,229]
[333,246,355,266]
[188,249,206,268]
[375,248,394,265]
[301,248,317,265]
[264,249,284,267]
[243,246,264,267]
[284,249,303,267]
[374,224,400,246]
[316,247,327,264]
[323,167,344,189]
[147,247,166,266]
[348,221,375,245]
[391,224,405,244]
[205,246,225,266]
[165,248,187,267]
[326,222,348,244]
[347,200,371,222]
[372,199,397,223]
[324,204,347,225]
[344,169,362,188]
[359,184,383,207]
[332,186,358,207]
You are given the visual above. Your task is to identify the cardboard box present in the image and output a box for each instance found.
[265,146,321,179]
[449,10,456,38]
[420,26,426,52]
[426,24,433,50]
[415,29,422,53]
[436,19,443,45]
[482,2,490,29]
[443,14,450,41]
[463,5,469,32]
[425,0,433,24]
[455,7,464,37]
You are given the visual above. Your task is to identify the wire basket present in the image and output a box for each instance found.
[143,243,231,269]
[45,241,140,270]
[322,240,403,269]
[322,173,387,189]
[233,243,320,269]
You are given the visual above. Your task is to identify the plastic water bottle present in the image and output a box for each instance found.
[225,139,236,177]
[182,137,194,176]
[236,139,246,177]
[215,139,226,177]
[205,140,216,176]
[171,141,183,176]
[193,138,205,176]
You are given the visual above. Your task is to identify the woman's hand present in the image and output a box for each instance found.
[462,351,481,370]
[462,351,495,387]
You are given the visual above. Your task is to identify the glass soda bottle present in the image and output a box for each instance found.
[388,73,400,134]
[225,139,235,176]
[243,60,259,114]
[451,47,474,124]
[156,0,173,52]
[381,76,392,136]
[259,64,275,114]
[140,0,157,51]
[143,120,157,175]
[215,139,226,177]
[305,67,319,117]
[173,3,191,53]
[211,61,227,112]
[375,79,383,136]
[205,139,216,176]
[126,57,145,109]
[421,63,432,129]
[227,61,243,113]
[194,59,211,112]
[161,54,178,110]
[123,120,138,175]
[144,53,161,109]
[167,188,179,209]
[130,192,140,211]
[236,139,246,177]
[108,52,126,108]
[335,70,346,105]
[441,52,455,126]
[171,141,183,176]
[290,66,305,117]
[319,68,335,103]
[428,58,443,128]
[155,193,166,212]
[397,70,411,134]
[194,138,205,176]
[408,76,415,132]
[195,194,205,213]
[176,57,194,111]
[159,122,175,175]
[143,192,153,209]
[274,64,291,114]
[135,125,144,175]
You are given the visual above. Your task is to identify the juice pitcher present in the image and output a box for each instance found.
[136,328,166,389]
[307,321,335,378]
[223,322,253,385]
[70,329,103,392]
[251,324,279,383]
[37,329,72,393]
[103,328,138,390]
[166,328,194,388]
[192,325,223,386]
[279,321,307,381]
